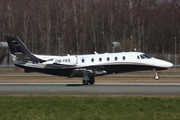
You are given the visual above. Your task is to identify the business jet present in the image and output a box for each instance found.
[5,35,173,85]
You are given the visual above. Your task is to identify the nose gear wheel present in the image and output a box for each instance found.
[152,69,160,80]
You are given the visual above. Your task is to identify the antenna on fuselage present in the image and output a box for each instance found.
[112,42,120,53]
[94,51,98,54]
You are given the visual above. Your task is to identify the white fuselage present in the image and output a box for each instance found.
[33,52,173,69]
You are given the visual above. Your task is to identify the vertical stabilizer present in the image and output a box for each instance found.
[5,35,32,55]
[5,35,45,63]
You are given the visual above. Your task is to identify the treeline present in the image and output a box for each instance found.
[0,0,180,55]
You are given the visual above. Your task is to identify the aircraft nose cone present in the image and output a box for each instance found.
[154,59,173,68]
[168,62,173,67]
[162,61,173,68]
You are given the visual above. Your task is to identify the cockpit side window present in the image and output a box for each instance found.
[137,56,140,59]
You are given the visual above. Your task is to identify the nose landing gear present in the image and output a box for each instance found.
[152,69,160,80]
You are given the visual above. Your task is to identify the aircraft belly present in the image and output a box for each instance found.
[16,63,167,77]
[101,64,167,74]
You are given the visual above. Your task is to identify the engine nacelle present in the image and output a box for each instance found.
[53,56,77,66]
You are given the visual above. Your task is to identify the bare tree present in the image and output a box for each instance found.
[1,0,180,55]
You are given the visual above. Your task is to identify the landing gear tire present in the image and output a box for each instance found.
[154,75,160,80]
[89,80,95,85]
[152,69,160,80]
[89,76,95,85]
[83,80,88,85]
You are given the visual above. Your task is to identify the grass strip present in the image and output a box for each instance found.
[0,95,179,120]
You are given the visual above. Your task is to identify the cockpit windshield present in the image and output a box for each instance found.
[141,54,152,59]
[140,55,145,59]
[138,54,152,59]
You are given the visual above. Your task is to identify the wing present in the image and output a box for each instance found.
[71,68,107,77]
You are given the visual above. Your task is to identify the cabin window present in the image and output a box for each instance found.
[99,58,102,62]
[122,56,126,60]
[82,59,85,63]
[137,56,140,59]
[107,57,110,61]
[91,58,94,62]
[115,57,118,61]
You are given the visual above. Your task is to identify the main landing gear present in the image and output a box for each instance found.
[82,76,95,85]
[152,69,160,80]
[82,70,95,85]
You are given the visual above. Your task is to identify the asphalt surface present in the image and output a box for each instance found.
[0,83,180,95]
[0,73,180,77]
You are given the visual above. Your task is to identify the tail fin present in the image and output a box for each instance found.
[5,35,45,63]
[5,35,32,55]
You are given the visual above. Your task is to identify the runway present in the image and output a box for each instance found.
[0,73,180,77]
[0,83,180,95]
